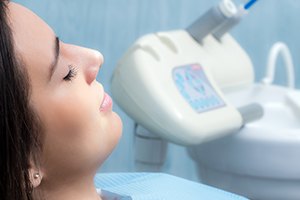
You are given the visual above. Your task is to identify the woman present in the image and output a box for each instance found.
[0,1,122,199]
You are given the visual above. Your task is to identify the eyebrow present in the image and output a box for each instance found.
[49,36,60,80]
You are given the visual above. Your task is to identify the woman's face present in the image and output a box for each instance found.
[9,3,122,179]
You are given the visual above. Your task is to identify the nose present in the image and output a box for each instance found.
[85,49,103,85]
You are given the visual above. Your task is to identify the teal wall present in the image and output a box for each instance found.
[13,0,300,181]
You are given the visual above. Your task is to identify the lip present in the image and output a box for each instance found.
[100,93,113,112]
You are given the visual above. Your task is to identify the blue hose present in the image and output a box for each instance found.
[244,0,258,10]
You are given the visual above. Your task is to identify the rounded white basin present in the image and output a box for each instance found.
[188,84,300,200]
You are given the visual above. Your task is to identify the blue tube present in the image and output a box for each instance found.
[244,0,258,10]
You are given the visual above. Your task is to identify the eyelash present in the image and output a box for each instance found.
[63,65,78,81]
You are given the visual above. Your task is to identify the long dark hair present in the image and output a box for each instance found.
[0,1,42,200]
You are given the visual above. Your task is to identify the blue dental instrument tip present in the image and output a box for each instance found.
[244,0,258,10]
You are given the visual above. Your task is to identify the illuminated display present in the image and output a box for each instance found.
[173,63,225,113]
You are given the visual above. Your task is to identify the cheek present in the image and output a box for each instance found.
[34,86,100,161]
[43,87,97,134]
[36,89,103,169]
[32,84,122,173]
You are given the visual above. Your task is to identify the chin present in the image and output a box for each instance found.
[110,109,121,129]
[110,111,123,146]
[99,112,122,162]
[92,112,122,168]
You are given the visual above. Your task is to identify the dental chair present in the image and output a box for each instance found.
[94,173,247,200]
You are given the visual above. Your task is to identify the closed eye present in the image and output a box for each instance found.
[63,65,78,81]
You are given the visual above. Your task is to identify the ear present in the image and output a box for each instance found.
[28,165,44,188]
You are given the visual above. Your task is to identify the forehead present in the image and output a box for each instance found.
[8,2,55,86]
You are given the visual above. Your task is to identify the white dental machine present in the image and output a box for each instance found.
[111,0,262,145]
[111,1,300,199]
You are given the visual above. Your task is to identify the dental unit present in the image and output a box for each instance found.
[111,0,300,199]
[112,0,261,146]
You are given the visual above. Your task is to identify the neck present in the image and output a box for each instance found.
[35,173,102,200]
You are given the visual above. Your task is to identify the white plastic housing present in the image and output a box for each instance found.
[111,30,254,145]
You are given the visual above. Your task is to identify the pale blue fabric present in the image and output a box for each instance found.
[94,173,248,200]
